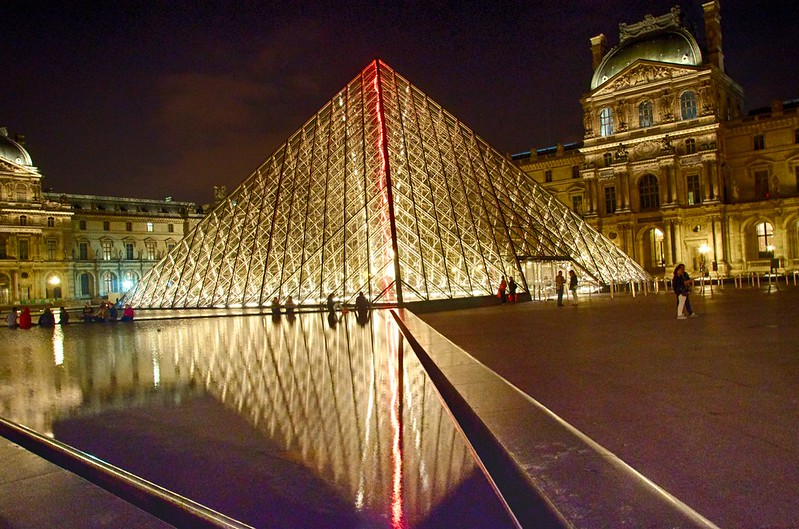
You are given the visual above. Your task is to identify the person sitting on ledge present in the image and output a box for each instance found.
[82,302,93,323]
[120,304,135,322]
[59,307,70,325]
[38,307,55,327]
[284,295,296,315]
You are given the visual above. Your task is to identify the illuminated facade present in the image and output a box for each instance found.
[126,60,647,309]
[0,128,203,305]
[515,2,799,278]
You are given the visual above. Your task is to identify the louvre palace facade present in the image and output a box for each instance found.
[515,1,799,279]
[0,129,204,305]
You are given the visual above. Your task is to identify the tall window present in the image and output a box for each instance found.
[651,228,666,267]
[79,220,86,230]
[102,221,110,231]
[19,215,27,226]
[756,222,774,258]
[80,274,91,296]
[638,100,654,128]
[102,241,113,260]
[102,272,118,295]
[125,242,135,260]
[126,222,132,231]
[79,242,89,260]
[168,223,174,233]
[47,217,55,227]
[146,222,154,232]
[600,107,614,136]
[680,91,697,120]
[545,170,553,183]
[46,239,57,261]
[755,170,770,198]
[18,239,29,260]
[572,165,580,179]
[146,241,157,260]
[603,153,613,167]
[685,138,696,154]
[687,175,702,205]
[639,174,660,210]
[604,186,617,214]
[571,195,583,216]
[753,134,765,150]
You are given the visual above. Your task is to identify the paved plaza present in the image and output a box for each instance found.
[420,285,799,529]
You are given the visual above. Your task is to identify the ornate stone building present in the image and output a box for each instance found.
[0,129,203,305]
[515,2,799,279]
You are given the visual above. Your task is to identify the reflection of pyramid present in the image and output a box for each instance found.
[126,60,646,308]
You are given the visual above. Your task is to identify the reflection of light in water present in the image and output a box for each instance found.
[386,316,405,528]
[52,325,64,366]
[152,350,161,388]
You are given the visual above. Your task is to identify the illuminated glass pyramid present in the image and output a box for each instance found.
[125,60,647,308]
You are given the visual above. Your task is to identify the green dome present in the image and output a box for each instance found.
[591,29,702,90]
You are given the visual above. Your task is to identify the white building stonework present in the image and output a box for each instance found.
[515,1,799,279]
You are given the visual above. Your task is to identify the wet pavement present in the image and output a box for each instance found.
[420,286,799,529]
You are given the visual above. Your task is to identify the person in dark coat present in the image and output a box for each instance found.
[673,264,696,319]
[38,307,55,327]
[59,307,70,325]
[508,277,517,302]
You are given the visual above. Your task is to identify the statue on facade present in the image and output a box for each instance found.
[213,186,228,201]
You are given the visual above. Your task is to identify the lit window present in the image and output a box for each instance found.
[753,134,765,150]
[639,174,660,210]
[638,100,653,128]
[756,222,774,258]
[600,107,614,136]
[147,222,154,232]
[687,175,701,205]
[680,91,697,120]
[146,241,157,260]
[604,186,616,214]
[545,170,553,183]
[102,241,113,260]
[651,228,665,267]
[102,272,118,295]
[685,138,696,154]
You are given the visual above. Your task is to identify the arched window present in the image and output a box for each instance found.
[122,271,139,292]
[756,222,774,258]
[639,174,660,210]
[599,107,614,136]
[102,271,118,295]
[638,100,654,128]
[680,91,697,120]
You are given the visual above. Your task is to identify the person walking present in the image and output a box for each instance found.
[568,270,579,305]
[555,271,566,306]
[498,276,507,303]
[673,264,696,319]
[508,277,517,303]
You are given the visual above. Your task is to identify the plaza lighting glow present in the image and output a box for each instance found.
[699,243,710,255]
[48,276,60,285]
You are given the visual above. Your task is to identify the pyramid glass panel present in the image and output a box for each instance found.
[125,60,648,308]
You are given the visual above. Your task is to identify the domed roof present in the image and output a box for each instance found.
[0,129,33,167]
[591,28,702,90]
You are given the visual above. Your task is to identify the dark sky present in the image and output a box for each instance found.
[3,1,798,205]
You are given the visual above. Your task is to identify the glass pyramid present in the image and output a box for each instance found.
[125,60,647,308]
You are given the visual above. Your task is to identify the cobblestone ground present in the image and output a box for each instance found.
[420,285,799,529]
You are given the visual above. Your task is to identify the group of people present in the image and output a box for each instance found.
[6,305,71,328]
[497,276,518,303]
[672,263,697,319]
[268,292,370,325]
[555,270,579,306]
[80,301,135,323]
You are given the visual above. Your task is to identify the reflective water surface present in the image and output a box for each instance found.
[0,311,516,529]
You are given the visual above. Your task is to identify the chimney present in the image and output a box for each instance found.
[702,1,724,72]
[590,34,608,70]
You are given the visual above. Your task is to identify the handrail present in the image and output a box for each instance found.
[0,417,254,529]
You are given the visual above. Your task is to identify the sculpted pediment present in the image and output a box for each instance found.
[593,62,698,97]
[0,158,39,177]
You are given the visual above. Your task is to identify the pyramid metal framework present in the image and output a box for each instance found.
[125,60,647,308]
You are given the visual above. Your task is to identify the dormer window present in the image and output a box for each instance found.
[638,100,653,128]
[600,107,614,136]
[680,91,697,120]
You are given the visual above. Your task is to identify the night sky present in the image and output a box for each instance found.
[3,1,798,205]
